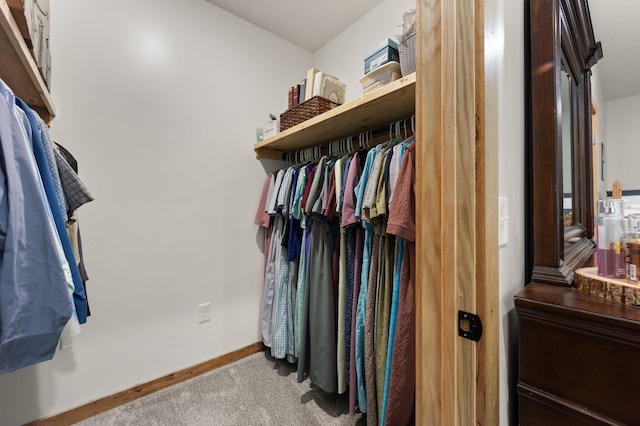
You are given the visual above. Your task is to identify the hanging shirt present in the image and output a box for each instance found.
[354,148,376,220]
[355,220,373,412]
[35,116,68,220]
[362,145,386,220]
[364,232,382,426]
[385,142,417,425]
[269,170,285,214]
[334,155,347,216]
[0,80,75,375]
[341,153,362,228]
[287,167,303,262]
[388,143,404,206]
[261,171,282,347]
[16,97,88,324]
[254,174,273,229]
[369,148,391,224]
[53,144,94,216]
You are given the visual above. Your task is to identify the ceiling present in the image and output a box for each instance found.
[589,0,640,102]
[205,0,384,53]
[205,0,639,102]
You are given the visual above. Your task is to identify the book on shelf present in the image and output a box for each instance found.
[305,68,320,101]
[312,72,346,105]
[286,69,345,110]
[293,84,300,107]
[299,79,306,103]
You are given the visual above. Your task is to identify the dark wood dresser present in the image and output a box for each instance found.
[515,283,640,425]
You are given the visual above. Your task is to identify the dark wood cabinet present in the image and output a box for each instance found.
[515,283,640,425]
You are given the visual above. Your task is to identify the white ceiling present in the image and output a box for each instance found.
[589,0,640,102]
[205,0,639,102]
[204,0,384,52]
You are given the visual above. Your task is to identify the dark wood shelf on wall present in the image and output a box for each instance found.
[0,0,55,122]
[253,72,416,160]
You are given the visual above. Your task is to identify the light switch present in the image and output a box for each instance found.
[499,196,509,247]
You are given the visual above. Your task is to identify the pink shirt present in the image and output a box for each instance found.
[341,153,362,228]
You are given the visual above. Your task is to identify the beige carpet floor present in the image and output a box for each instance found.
[73,349,365,425]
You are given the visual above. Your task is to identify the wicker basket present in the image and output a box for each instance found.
[399,31,416,76]
[280,96,339,131]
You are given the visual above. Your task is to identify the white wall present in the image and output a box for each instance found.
[314,0,416,101]
[604,94,640,192]
[0,0,310,424]
[497,0,525,424]
[591,64,609,199]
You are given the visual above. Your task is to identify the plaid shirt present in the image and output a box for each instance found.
[53,146,94,215]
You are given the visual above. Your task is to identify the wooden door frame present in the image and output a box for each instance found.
[415,0,499,424]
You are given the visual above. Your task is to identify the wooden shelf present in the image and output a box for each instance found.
[253,72,416,160]
[0,0,54,122]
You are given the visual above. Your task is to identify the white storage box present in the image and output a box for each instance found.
[360,61,402,94]
[262,118,279,139]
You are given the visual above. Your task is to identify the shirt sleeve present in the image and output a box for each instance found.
[254,173,273,228]
[387,143,415,242]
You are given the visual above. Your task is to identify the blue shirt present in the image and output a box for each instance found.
[0,80,75,375]
[16,98,88,323]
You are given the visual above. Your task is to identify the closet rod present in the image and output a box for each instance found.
[284,115,415,165]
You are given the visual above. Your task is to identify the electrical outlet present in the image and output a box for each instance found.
[198,303,211,323]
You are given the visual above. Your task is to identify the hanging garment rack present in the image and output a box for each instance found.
[284,115,415,166]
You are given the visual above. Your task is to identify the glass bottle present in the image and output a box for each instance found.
[626,213,640,283]
[596,199,626,279]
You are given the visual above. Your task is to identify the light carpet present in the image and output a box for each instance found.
[73,349,365,425]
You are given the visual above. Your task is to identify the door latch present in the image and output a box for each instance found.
[458,310,483,342]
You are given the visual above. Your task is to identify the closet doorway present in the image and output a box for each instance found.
[415,0,499,424]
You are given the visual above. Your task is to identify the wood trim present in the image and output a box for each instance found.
[518,382,623,425]
[454,0,476,424]
[26,342,264,425]
[416,0,444,423]
[416,0,497,423]
[515,284,640,339]
[475,0,500,423]
[529,0,564,271]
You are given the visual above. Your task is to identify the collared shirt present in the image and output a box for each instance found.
[36,116,68,220]
[53,145,93,215]
[354,148,376,221]
[0,80,74,375]
[16,97,87,324]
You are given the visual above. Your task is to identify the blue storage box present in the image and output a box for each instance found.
[364,38,400,74]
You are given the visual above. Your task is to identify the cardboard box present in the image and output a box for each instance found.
[7,0,51,87]
[364,38,399,74]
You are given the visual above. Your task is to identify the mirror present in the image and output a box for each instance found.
[589,0,640,207]
[561,62,573,231]
[526,0,602,286]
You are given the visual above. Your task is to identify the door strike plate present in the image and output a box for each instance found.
[458,310,483,342]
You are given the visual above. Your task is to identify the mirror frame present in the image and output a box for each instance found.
[526,0,603,286]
